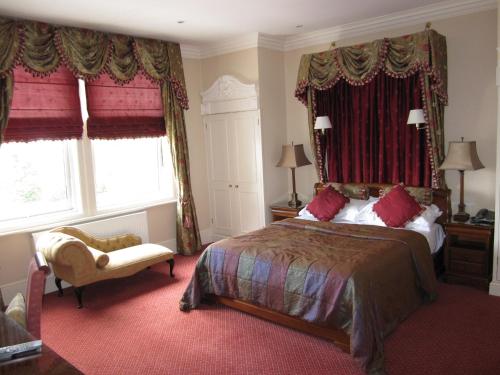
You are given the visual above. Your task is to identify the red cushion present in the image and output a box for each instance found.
[373,185,424,227]
[307,186,349,221]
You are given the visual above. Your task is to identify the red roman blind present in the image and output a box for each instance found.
[85,72,165,139]
[5,65,83,142]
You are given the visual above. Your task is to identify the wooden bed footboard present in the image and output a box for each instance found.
[211,295,351,353]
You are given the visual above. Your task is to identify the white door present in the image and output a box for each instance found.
[205,114,234,237]
[205,110,264,237]
[229,111,263,234]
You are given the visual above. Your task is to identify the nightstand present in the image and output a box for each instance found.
[270,201,305,222]
[444,221,494,291]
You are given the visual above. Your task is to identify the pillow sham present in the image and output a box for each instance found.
[298,198,371,223]
[307,186,349,221]
[407,204,442,229]
[373,185,424,228]
[355,199,386,227]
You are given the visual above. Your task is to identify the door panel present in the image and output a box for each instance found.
[205,115,235,236]
[207,117,230,182]
[231,114,259,184]
[236,189,261,234]
[212,187,233,236]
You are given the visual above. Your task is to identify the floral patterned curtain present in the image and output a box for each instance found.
[295,29,447,188]
[163,83,201,254]
[0,16,200,254]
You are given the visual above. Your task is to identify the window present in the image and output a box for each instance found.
[0,70,175,233]
[92,137,174,210]
[0,140,80,229]
[0,135,175,232]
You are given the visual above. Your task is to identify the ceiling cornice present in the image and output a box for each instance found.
[180,0,497,60]
[284,0,497,51]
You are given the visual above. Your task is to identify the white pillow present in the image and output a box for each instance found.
[355,199,387,226]
[406,204,442,230]
[332,198,372,223]
[298,198,371,223]
[297,206,318,221]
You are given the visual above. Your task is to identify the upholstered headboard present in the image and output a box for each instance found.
[314,182,451,225]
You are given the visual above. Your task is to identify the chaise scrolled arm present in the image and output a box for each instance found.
[36,226,175,309]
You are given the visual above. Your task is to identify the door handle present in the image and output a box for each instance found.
[235,185,239,188]
[229,184,233,187]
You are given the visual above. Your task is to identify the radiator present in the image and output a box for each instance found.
[32,211,150,244]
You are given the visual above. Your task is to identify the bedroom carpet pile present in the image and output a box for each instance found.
[42,253,500,375]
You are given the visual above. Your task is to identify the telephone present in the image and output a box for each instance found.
[470,209,495,225]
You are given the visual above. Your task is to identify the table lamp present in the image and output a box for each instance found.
[276,143,311,208]
[439,138,484,222]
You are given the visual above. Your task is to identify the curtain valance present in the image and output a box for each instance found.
[0,17,188,109]
[295,29,447,189]
[295,30,447,105]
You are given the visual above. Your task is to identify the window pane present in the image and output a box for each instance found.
[92,137,174,210]
[0,140,78,224]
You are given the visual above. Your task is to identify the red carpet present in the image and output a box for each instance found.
[42,254,500,375]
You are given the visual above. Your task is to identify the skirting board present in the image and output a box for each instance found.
[489,281,500,296]
[0,228,213,301]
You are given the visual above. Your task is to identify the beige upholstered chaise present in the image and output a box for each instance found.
[36,226,174,308]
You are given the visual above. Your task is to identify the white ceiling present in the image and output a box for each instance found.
[0,0,458,45]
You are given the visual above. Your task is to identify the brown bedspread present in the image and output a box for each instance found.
[180,219,437,374]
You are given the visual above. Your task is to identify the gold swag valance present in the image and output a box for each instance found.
[295,29,447,104]
[295,29,448,188]
[0,17,188,109]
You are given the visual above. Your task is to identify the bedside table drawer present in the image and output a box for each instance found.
[449,260,487,276]
[449,247,487,264]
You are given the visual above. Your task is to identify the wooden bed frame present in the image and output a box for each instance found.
[211,182,451,354]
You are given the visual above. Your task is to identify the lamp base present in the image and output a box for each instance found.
[453,211,470,222]
[288,193,302,208]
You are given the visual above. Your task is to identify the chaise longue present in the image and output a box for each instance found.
[36,226,174,308]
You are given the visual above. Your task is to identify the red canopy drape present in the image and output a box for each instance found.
[4,64,82,142]
[86,72,165,139]
[316,72,432,187]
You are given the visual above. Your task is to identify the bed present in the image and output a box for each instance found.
[180,182,450,374]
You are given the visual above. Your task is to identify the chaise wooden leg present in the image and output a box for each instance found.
[55,277,63,297]
[74,286,85,309]
[167,259,175,277]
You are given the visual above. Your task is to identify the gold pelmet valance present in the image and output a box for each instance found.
[295,29,447,105]
[0,17,188,109]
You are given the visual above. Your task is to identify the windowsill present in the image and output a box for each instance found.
[0,198,177,237]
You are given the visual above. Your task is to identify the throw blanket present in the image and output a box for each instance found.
[180,219,437,374]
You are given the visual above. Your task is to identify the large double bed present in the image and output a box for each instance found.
[180,183,450,374]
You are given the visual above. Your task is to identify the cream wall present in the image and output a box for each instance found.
[201,48,259,90]
[257,48,289,222]
[284,10,497,214]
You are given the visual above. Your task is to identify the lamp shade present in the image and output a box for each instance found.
[276,144,311,168]
[439,140,484,171]
[407,109,426,124]
[314,116,332,130]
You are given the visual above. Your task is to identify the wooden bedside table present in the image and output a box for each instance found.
[270,201,305,222]
[444,221,494,291]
